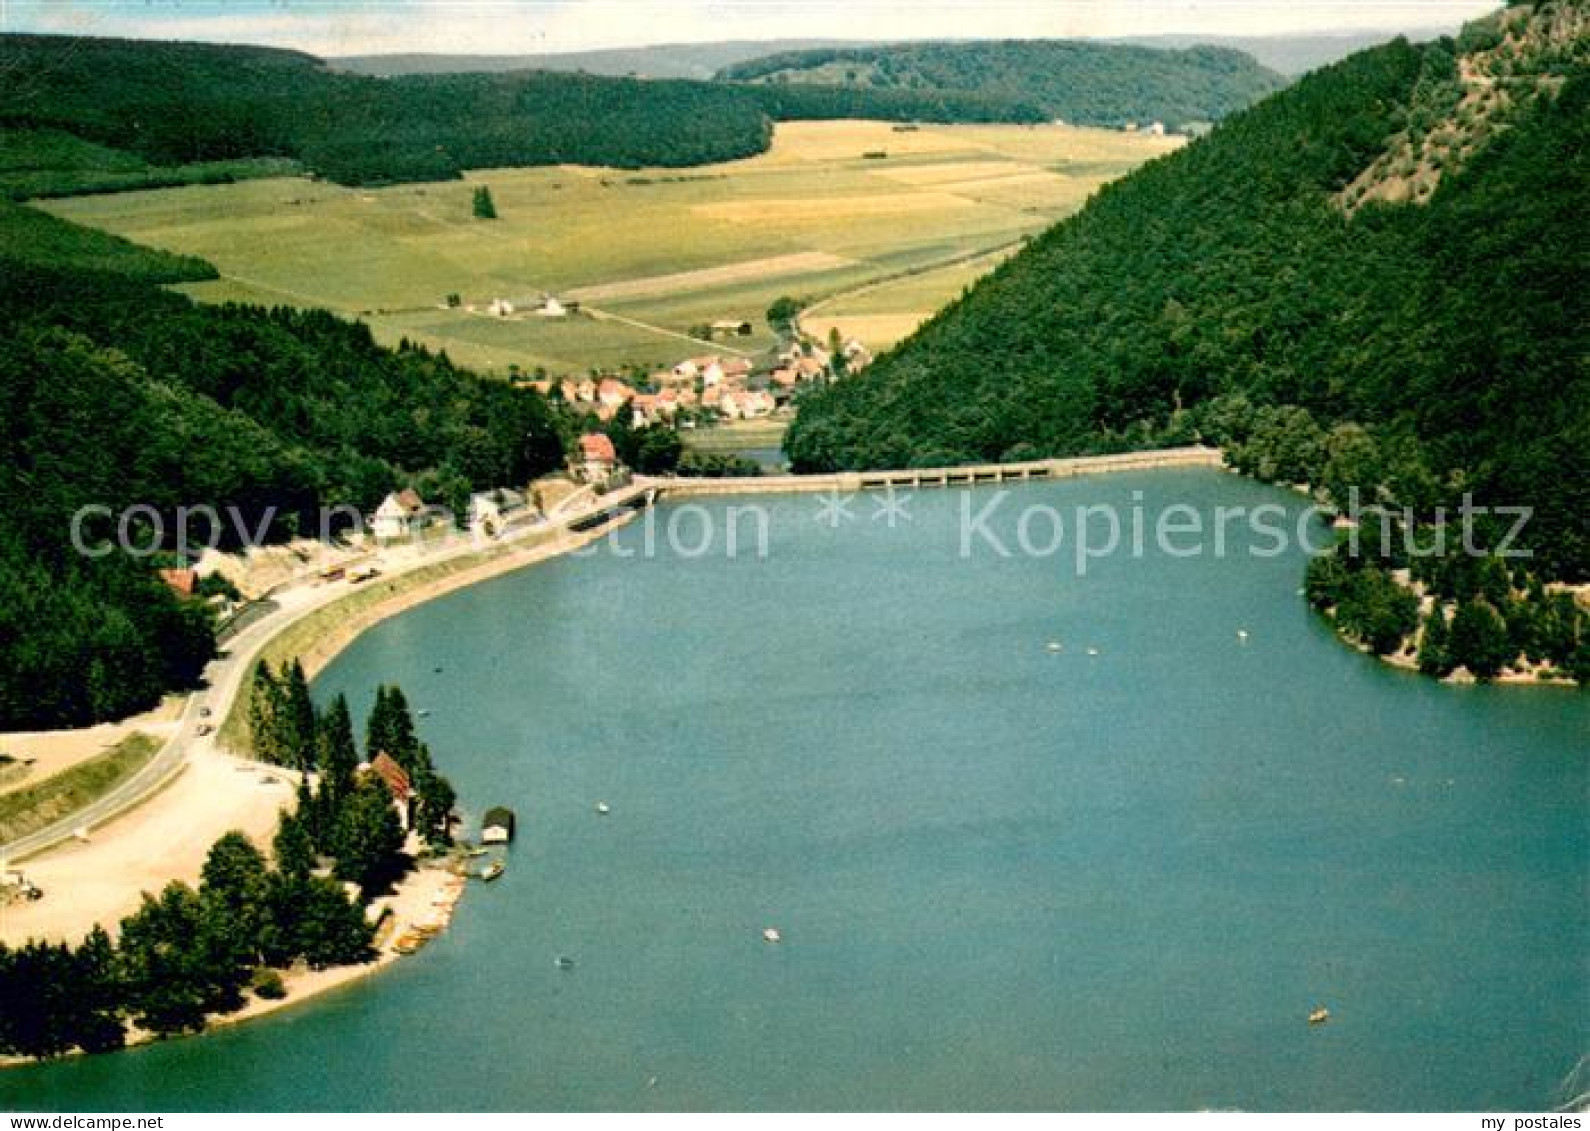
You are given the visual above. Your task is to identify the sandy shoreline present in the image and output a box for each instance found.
[0,504,639,1066]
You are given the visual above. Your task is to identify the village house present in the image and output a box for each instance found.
[675,356,727,388]
[371,488,427,541]
[597,378,633,412]
[534,295,568,317]
[576,432,618,483]
[487,297,515,317]
[157,567,198,598]
[842,338,874,372]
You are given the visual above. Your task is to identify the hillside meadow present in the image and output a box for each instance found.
[38,121,1179,375]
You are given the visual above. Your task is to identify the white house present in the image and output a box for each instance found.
[487,297,515,317]
[469,488,530,535]
[371,488,426,541]
[535,295,568,317]
[576,433,618,483]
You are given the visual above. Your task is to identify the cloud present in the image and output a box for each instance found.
[4,0,1497,57]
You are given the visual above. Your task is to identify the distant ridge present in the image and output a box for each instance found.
[330,39,872,79]
[715,39,1287,130]
[1110,28,1462,75]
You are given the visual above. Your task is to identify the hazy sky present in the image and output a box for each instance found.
[3,1,1498,57]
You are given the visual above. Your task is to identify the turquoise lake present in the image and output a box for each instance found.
[4,470,1585,1111]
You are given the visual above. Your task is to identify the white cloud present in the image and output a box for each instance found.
[3,0,1498,57]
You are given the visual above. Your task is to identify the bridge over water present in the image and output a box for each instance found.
[642,445,1225,498]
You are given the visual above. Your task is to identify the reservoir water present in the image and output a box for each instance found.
[4,471,1585,1111]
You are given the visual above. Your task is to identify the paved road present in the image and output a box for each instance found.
[0,487,654,864]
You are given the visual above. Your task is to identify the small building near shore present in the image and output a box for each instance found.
[367,752,413,829]
[482,807,516,844]
[469,488,531,535]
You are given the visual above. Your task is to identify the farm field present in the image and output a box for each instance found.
[39,121,1180,376]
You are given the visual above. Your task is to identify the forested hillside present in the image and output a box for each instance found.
[0,223,568,728]
[0,33,1037,192]
[717,39,1286,129]
[786,5,1588,676]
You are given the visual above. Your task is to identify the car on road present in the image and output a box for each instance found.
[196,724,214,736]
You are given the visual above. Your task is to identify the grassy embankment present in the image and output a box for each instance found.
[216,527,575,755]
[0,734,159,845]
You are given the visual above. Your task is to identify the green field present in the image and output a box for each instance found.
[39,121,1179,376]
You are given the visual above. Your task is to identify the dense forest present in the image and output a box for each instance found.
[0,679,440,1059]
[787,26,1587,569]
[0,33,1041,192]
[786,9,1588,676]
[0,211,569,728]
[717,39,1286,129]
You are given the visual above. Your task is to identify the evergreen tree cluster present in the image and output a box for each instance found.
[1304,517,1589,680]
[0,669,470,1060]
[249,666,456,883]
[0,828,374,1059]
[0,33,1050,191]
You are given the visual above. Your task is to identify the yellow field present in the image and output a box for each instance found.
[40,120,1178,375]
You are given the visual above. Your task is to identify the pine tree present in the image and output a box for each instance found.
[272,808,316,880]
[1449,599,1515,679]
[1417,604,1453,676]
[331,779,407,896]
[281,659,317,771]
[73,926,126,1054]
[366,684,418,770]
[246,661,285,764]
[472,185,497,219]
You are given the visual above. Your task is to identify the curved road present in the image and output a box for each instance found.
[0,487,652,865]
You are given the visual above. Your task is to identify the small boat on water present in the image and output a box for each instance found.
[555,955,576,971]
[1086,647,1100,657]
[480,860,506,882]
[1308,1006,1331,1025]
[1045,641,1063,653]
[595,802,611,816]
[762,927,782,944]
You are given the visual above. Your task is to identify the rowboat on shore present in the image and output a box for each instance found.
[480,860,506,882]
